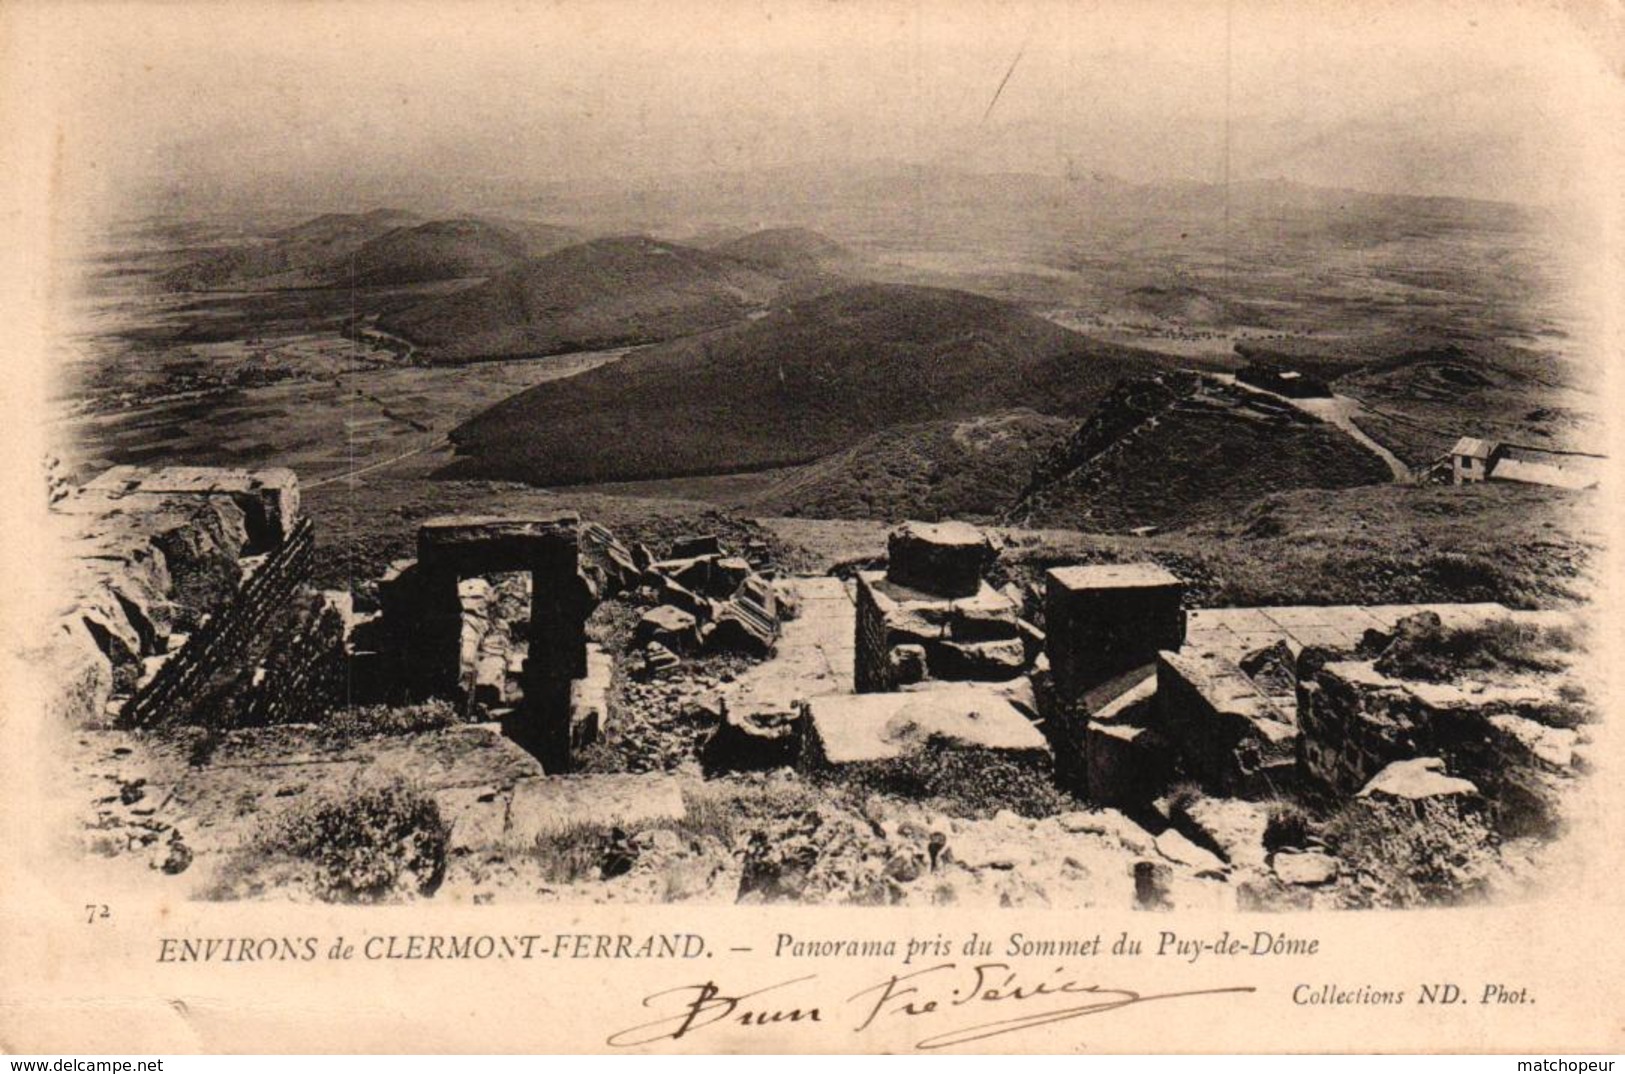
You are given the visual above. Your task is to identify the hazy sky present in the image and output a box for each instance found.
[19,0,1622,213]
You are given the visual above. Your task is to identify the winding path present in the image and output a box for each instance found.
[1216,374,1412,482]
[305,435,448,489]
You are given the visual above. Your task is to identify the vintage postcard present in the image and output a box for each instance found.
[0,0,1621,1055]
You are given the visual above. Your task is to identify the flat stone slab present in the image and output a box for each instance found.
[1048,563,1183,591]
[417,513,580,566]
[724,577,855,712]
[1185,602,1521,662]
[1273,849,1340,885]
[505,773,689,847]
[1358,757,1479,801]
[804,684,1049,766]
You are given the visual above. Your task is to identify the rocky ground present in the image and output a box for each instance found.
[69,719,1250,909]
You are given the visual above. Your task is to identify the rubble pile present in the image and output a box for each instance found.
[619,532,795,674]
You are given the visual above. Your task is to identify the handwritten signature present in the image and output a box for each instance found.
[606,962,1256,1049]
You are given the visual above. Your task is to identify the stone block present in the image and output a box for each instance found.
[1272,849,1339,886]
[885,520,993,598]
[947,587,1021,641]
[77,588,146,695]
[417,513,580,571]
[1154,829,1226,873]
[710,604,775,657]
[635,605,700,653]
[569,644,614,748]
[1177,797,1270,869]
[89,461,302,549]
[656,576,712,622]
[639,643,680,676]
[1157,649,1297,798]
[85,465,301,551]
[801,684,1051,769]
[670,534,722,559]
[702,702,805,773]
[856,570,1028,692]
[1084,721,1168,807]
[1046,563,1185,700]
[929,638,1027,681]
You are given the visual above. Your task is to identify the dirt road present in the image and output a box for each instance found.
[1217,374,1412,482]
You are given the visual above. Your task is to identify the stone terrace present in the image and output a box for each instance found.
[1184,602,1525,661]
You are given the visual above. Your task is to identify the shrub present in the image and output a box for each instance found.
[1375,616,1579,683]
[833,741,1073,819]
[1323,797,1499,908]
[1263,799,1316,852]
[530,820,617,884]
[679,788,739,846]
[319,700,460,742]
[264,780,449,902]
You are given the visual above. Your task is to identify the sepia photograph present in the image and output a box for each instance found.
[1,0,1621,1056]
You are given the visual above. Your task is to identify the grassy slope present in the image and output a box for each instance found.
[999,482,1599,611]
[377,236,782,362]
[1011,375,1393,532]
[303,476,1594,614]
[759,482,1597,612]
[1334,342,1598,464]
[751,409,1073,522]
[445,283,1161,485]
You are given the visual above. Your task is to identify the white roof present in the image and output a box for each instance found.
[1451,436,1499,460]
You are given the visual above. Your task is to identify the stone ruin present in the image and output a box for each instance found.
[46,464,1588,903]
[1044,563,1186,705]
[1031,566,1587,860]
[45,460,801,780]
[349,515,792,770]
[359,514,595,771]
[43,465,347,731]
[854,521,1041,691]
[791,520,1053,784]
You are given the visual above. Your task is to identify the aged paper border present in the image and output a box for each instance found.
[0,0,1622,1054]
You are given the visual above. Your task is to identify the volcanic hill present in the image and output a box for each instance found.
[377,236,782,363]
[445,283,1159,485]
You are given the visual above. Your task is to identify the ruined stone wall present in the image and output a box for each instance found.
[123,517,318,727]
[1299,659,1581,827]
[853,576,895,693]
